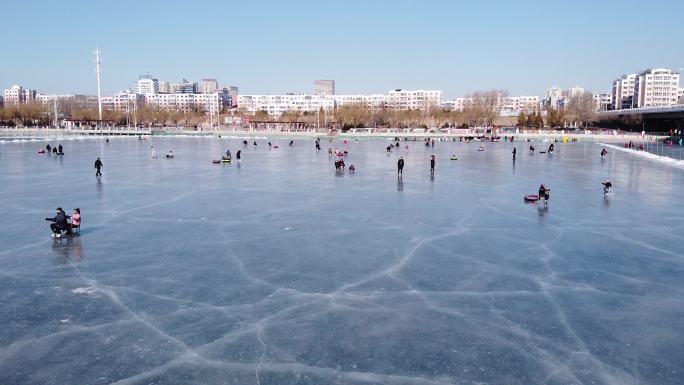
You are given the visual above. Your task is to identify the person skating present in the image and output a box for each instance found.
[430,155,435,175]
[512,147,517,160]
[94,157,103,177]
[548,143,554,153]
[289,140,294,146]
[236,150,241,161]
[600,148,608,157]
[46,144,51,152]
[538,184,550,202]
[45,207,70,238]
[57,144,63,155]
[602,179,612,193]
[397,157,404,176]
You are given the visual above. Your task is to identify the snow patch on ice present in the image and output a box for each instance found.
[598,143,684,168]
[71,286,97,295]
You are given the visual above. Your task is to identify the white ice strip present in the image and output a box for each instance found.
[598,143,684,168]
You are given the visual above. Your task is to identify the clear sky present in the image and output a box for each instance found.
[1,0,682,98]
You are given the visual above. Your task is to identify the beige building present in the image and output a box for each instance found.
[314,80,335,96]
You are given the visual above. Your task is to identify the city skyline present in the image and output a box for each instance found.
[2,0,683,98]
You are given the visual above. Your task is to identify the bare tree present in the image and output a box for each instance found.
[567,93,595,127]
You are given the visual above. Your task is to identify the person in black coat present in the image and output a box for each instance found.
[46,207,70,237]
[94,158,103,177]
[397,157,404,176]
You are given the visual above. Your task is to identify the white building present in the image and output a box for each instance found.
[134,75,159,95]
[171,79,196,94]
[387,89,441,110]
[100,92,145,112]
[442,95,538,116]
[499,96,540,116]
[314,80,335,96]
[566,86,585,98]
[238,94,334,116]
[331,94,389,110]
[3,85,37,105]
[593,93,613,111]
[679,87,684,104]
[145,93,220,115]
[200,79,219,94]
[633,68,680,108]
[611,74,637,110]
[546,87,562,99]
[238,89,442,117]
[158,81,171,94]
[36,94,76,104]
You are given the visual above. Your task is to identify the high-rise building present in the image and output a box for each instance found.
[200,79,219,94]
[633,68,680,108]
[134,74,159,95]
[158,81,171,94]
[546,87,561,99]
[229,86,239,108]
[171,79,197,94]
[314,80,335,96]
[611,74,637,110]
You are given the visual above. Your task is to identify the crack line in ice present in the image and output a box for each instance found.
[255,323,266,385]
[110,353,461,385]
[536,241,640,384]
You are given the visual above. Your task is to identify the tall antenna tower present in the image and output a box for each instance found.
[94,48,103,121]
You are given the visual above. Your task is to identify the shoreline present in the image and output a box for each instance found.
[0,127,665,142]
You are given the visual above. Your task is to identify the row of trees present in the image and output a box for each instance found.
[0,102,211,127]
[517,93,596,129]
[0,91,599,129]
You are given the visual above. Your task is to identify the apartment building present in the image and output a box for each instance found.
[633,68,680,108]
[145,93,220,114]
[611,74,637,110]
[593,93,613,111]
[387,89,441,110]
[3,85,37,105]
[238,94,334,116]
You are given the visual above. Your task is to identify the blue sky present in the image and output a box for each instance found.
[1,0,682,98]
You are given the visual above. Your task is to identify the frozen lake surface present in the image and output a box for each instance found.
[1,137,683,385]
